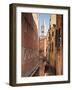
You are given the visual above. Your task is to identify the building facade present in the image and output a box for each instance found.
[47,15,57,68]
[56,15,63,75]
[21,13,39,77]
[47,14,63,75]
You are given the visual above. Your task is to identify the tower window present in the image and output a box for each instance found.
[42,31,44,33]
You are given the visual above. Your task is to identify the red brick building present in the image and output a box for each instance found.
[21,13,39,77]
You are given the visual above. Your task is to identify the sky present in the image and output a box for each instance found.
[38,13,50,36]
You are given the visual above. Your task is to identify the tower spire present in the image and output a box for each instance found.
[41,18,46,36]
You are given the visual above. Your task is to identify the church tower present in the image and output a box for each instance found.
[39,18,47,57]
[41,19,46,36]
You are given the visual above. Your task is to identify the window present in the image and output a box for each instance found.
[52,31,54,36]
[57,28,61,48]
[52,42,53,52]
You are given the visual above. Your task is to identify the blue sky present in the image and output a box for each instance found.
[38,13,50,36]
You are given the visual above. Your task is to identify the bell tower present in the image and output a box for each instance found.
[41,19,46,36]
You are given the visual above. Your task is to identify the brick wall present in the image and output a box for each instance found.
[21,13,39,77]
